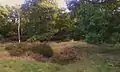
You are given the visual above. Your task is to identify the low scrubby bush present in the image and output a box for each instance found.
[5,42,53,57]
[51,47,80,64]
[31,43,53,58]
[5,42,80,63]
[5,42,40,56]
[5,43,29,56]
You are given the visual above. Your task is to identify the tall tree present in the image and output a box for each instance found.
[0,5,10,37]
[21,0,59,41]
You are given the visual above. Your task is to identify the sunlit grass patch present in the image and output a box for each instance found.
[0,59,62,72]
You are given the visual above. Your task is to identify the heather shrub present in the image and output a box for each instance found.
[5,43,28,56]
[31,43,53,58]
[51,47,80,64]
[5,42,40,56]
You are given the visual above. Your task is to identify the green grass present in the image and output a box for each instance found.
[0,46,5,51]
[0,55,120,72]
[0,42,120,72]
[58,55,120,72]
[0,59,62,72]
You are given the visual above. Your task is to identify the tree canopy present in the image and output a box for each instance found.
[0,0,120,43]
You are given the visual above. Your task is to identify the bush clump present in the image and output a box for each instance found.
[5,43,29,56]
[51,47,80,64]
[31,43,53,58]
[5,42,40,56]
[5,42,80,63]
[5,42,53,58]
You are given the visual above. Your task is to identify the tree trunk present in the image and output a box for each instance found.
[17,11,21,43]
[18,20,21,43]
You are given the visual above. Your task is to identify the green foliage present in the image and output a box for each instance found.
[0,0,120,44]
[74,4,112,43]
[53,12,75,40]
[0,34,4,40]
[22,0,58,38]
[27,35,41,42]
[21,0,74,41]
[0,5,11,37]
[0,5,18,38]
[71,1,120,44]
